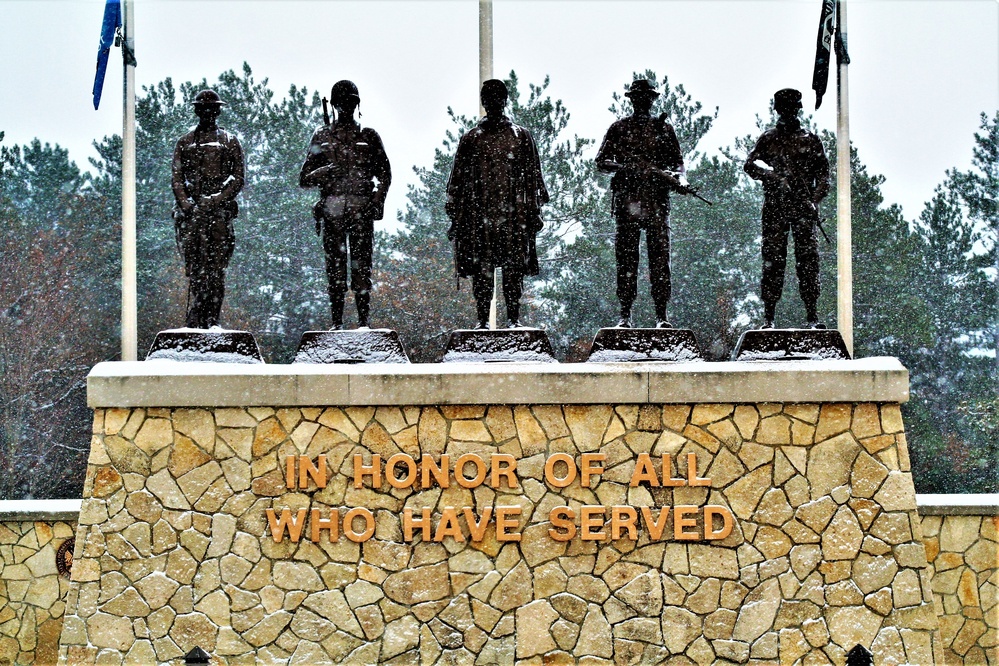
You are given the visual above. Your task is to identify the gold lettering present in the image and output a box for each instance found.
[403,508,432,541]
[353,454,381,488]
[343,507,375,542]
[611,506,638,540]
[704,506,735,540]
[630,453,659,487]
[386,453,417,489]
[545,453,576,488]
[641,506,670,540]
[490,454,518,488]
[300,455,327,489]
[464,507,493,542]
[455,454,487,489]
[285,456,296,489]
[421,454,449,489]
[266,508,307,543]
[580,453,605,488]
[310,508,339,542]
[661,454,686,486]
[434,508,465,542]
[548,507,577,541]
[686,452,711,487]
[580,506,606,541]
[495,506,522,541]
[673,505,699,540]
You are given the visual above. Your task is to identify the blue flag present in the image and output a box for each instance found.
[93,0,121,110]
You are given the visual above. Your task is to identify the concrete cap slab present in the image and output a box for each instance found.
[88,357,908,407]
[916,494,999,516]
[0,499,82,522]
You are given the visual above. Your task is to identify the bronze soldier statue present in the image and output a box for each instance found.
[596,79,692,329]
[446,79,549,329]
[171,90,245,329]
[744,88,830,329]
[300,80,391,329]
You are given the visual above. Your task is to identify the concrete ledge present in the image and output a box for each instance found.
[0,499,82,522]
[916,494,999,516]
[88,357,909,407]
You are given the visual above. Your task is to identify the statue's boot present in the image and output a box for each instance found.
[356,292,370,328]
[654,302,672,329]
[616,305,633,329]
[506,302,521,328]
[475,299,490,330]
[805,302,825,329]
[330,297,345,331]
[762,301,777,329]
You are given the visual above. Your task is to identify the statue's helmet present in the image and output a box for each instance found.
[191,89,226,107]
[480,79,508,106]
[773,88,803,112]
[330,80,360,107]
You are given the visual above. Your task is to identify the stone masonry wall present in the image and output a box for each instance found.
[56,401,945,665]
[0,518,75,665]
[5,503,993,663]
[923,513,998,664]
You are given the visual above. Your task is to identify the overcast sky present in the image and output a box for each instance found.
[1,0,996,225]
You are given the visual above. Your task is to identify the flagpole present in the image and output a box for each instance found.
[479,0,499,330]
[121,0,137,361]
[835,0,853,356]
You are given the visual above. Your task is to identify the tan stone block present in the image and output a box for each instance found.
[814,404,851,441]
[614,569,663,616]
[879,404,904,433]
[690,404,733,426]
[104,435,150,476]
[755,415,790,445]
[565,405,614,453]
[807,432,861,500]
[874,471,917,512]
[511,405,547,456]
[850,403,881,439]
[689,544,739,580]
[680,424,720,454]
[512,600,558,657]
[754,526,793,559]
[723,465,771,520]
[791,420,816,446]
[571,604,612,658]
[822,506,863,561]
[381,561,449,606]
[950,618,987,656]
[706,419,742,453]
[659,404,690,432]
[731,405,758,439]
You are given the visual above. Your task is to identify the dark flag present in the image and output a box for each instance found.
[93,0,121,110]
[811,0,836,109]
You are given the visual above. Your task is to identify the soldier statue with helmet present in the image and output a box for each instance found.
[744,88,830,329]
[299,80,391,330]
[171,89,245,329]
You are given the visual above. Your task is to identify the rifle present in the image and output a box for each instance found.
[760,156,832,245]
[322,97,333,128]
[662,169,714,206]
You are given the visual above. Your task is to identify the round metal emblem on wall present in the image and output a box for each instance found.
[56,538,74,579]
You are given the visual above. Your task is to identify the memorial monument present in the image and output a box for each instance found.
[587,79,706,362]
[296,80,407,364]
[735,88,849,361]
[146,90,262,363]
[443,79,555,362]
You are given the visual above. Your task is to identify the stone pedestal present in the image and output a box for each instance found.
[586,327,703,362]
[733,328,852,361]
[146,329,264,364]
[60,359,941,665]
[294,329,409,364]
[442,328,557,363]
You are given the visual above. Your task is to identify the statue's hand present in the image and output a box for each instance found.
[363,199,385,221]
[178,198,196,214]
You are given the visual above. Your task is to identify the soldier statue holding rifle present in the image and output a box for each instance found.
[744,88,830,329]
[300,80,391,330]
[596,79,707,330]
[171,90,245,329]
